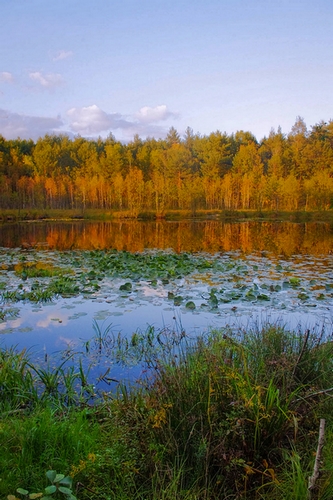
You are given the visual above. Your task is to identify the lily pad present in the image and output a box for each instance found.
[257,293,270,301]
[119,282,132,291]
[173,296,183,306]
[185,301,196,310]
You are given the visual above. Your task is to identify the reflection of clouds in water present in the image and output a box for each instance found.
[139,285,166,298]
[57,335,78,349]
[0,317,23,330]
[36,313,68,328]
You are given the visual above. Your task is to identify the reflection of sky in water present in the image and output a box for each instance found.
[1,249,333,386]
[1,291,332,352]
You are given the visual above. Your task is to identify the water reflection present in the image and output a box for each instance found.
[0,220,332,255]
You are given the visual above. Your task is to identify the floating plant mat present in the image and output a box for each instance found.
[0,248,332,311]
[0,248,333,386]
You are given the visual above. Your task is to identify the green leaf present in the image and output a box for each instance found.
[44,485,56,495]
[59,477,73,488]
[119,282,132,291]
[173,295,183,306]
[209,293,218,306]
[54,474,65,483]
[46,471,57,483]
[58,487,72,495]
[185,301,196,310]
[17,489,29,496]
[257,294,270,301]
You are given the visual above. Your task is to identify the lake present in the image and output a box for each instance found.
[1,219,333,391]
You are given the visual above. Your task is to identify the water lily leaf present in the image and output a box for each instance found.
[257,294,270,301]
[289,277,300,287]
[29,494,43,499]
[119,282,132,291]
[298,292,309,301]
[185,301,196,310]
[209,293,218,307]
[245,289,256,300]
[167,292,175,299]
[173,296,183,306]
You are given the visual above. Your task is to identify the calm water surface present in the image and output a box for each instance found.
[1,220,333,386]
[1,219,333,254]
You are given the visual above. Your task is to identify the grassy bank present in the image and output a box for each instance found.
[2,208,333,223]
[1,324,333,499]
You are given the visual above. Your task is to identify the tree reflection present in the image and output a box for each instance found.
[0,221,332,256]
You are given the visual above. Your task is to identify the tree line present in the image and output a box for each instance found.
[1,116,333,214]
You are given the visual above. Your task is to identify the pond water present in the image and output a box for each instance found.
[1,219,333,390]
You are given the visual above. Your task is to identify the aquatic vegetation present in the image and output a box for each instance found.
[0,248,332,317]
[0,306,19,321]
[2,324,333,499]
[14,262,72,279]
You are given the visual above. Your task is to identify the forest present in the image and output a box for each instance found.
[1,116,333,215]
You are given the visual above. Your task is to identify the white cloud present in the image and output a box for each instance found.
[0,103,180,142]
[29,71,64,88]
[0,109,64,140]
[136,105,179,123]
[0,71,14,83]
[53,50,73,61]
[67,104,132,134]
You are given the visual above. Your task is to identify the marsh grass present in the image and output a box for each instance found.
[2,324,333,499]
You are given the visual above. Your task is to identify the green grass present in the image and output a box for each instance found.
[2,324,333,499]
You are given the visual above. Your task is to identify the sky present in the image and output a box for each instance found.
[0,0,332,143]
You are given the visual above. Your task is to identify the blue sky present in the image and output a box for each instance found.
[0,0,332,142]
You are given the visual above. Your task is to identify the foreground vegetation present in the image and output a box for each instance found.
[1,324,333,499]
[1,117,333,216]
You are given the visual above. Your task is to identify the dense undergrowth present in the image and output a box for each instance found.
[1,324,333,499]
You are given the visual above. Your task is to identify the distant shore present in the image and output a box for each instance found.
[2,208,333,223]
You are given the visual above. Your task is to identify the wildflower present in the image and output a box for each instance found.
[151,404,172,429]
[70,459,86,477]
